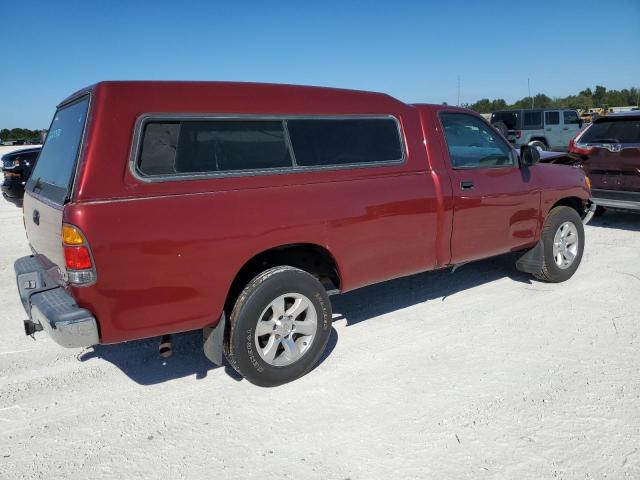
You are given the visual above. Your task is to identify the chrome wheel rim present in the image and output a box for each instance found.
[552,221,579,269]
[254,293,317,367]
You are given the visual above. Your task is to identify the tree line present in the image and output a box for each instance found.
[467,85,639,113]
[0,128,44,143]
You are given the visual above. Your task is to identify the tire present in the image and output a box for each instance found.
[529,140,547,151]
[534,206,585,283]
[224,266,332,387]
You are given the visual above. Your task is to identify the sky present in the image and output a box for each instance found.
[1,0,639,129]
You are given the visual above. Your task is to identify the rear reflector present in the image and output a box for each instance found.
[64,246,92,270]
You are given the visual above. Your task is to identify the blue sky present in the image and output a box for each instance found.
[1,0,638,128]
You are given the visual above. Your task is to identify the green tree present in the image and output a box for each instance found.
[469,98,493,113]
[593,85,607,106]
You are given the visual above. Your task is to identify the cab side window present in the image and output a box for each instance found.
[563,111,580,124]
[440,113,514,169]
[545,111,560,125]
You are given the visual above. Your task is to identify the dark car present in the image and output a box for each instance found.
[569,111,640,213]
[1,147,41,202]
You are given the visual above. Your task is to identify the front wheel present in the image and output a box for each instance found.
[224,266,332,387]
[534,206,585,282]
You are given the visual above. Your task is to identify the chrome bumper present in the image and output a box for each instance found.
[593,198,640,211]
[582,201,597,225]
[14,255,99,348]
[592,189,640,212]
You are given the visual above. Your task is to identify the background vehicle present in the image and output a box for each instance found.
[569,111,640,214]
[1,147,41,203]
[491,108,583,151]
[14,82,592,386]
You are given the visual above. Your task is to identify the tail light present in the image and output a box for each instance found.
[514,130,521,139]
[568,138,593,155]
[62,224,96,285]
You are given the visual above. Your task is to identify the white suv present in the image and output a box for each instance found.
[490,109,583,151]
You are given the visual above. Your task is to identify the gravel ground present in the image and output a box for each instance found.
[0,198,638,479]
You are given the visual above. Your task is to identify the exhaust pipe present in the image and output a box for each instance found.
[159,334,172,358]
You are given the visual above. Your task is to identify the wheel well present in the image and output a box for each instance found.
[224,244,341,315]
[551,197,583,216]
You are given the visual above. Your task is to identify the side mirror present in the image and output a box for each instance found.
[520,145,540,167]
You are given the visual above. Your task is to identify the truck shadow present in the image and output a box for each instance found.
[331,253,529,325]
[79,252,530,385]
[587,211,640,232]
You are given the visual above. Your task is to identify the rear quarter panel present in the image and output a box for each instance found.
[66,170,439,343]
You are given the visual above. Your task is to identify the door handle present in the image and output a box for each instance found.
[562,127,569,131]
[460,180,474,190]
[32,209,40,225]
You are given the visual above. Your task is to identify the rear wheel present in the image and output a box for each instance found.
[529,140,547,151]
[534,206,585,282]
[224,266,332,387]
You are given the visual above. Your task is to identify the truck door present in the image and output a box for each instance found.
[438,112,540,264]
[562,110,582,148]
[544,111,563,149]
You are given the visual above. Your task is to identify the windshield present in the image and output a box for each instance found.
[490,111,520,130]
[580,118,640,144]
[26,96,89,204]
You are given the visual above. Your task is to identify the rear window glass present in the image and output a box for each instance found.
[523,111,543,129]
[138,121,292,176]
[26,97,89,204]
[490,111,520,130]
[287,119,402,167]
[580,119,640,144]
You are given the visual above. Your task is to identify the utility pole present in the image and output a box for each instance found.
[457,76,461,107]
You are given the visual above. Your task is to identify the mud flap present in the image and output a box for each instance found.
[515,240,544,275]
[203,313,226,366]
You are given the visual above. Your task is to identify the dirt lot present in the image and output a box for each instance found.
[0,197,638,480]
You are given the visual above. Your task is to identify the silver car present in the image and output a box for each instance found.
[491,108,583,151]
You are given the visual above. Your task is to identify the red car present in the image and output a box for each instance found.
[15,81,593,386]
[569,111,640,213]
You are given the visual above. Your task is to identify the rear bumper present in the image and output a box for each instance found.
[14,255,99,348]
[592,189,640,211]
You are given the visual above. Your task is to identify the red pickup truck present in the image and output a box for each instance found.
[14,81,593,386]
